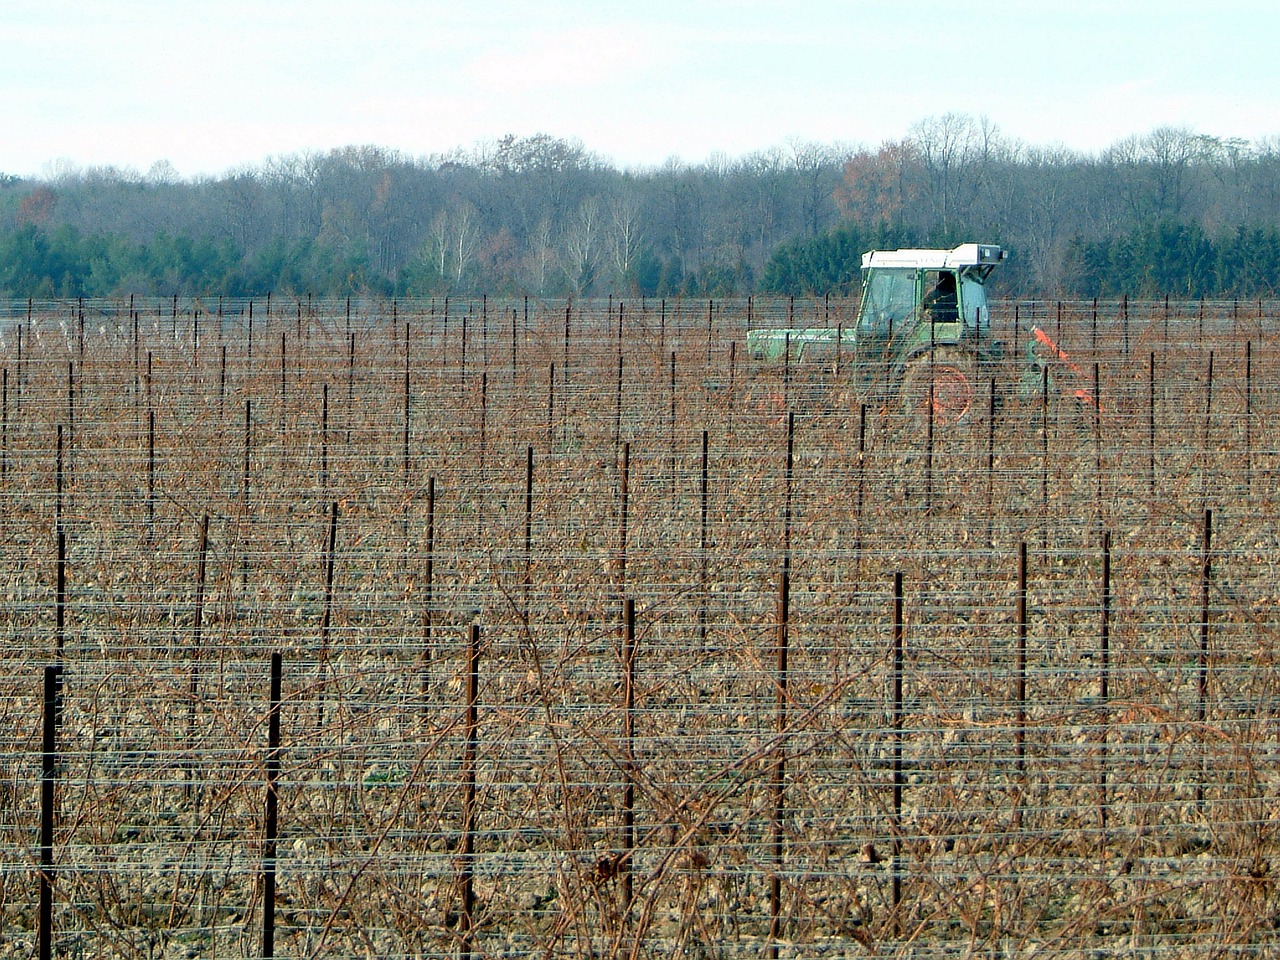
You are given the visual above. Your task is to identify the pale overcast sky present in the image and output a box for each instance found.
[3,0,1277,179]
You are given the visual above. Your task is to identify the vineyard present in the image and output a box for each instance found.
[0,295,1277,959]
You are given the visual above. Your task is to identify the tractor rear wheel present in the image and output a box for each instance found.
[897,346,982,429]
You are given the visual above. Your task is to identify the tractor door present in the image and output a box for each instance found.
[919,269,964,350]
[921,270,959,323]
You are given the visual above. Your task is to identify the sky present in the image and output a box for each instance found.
[3,0,1278,180]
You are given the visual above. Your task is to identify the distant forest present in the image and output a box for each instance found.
[2,116,1279,300]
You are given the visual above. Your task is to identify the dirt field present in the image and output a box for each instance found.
[0,295,1276,959]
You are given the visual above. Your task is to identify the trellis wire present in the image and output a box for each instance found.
[0,295,1276,958]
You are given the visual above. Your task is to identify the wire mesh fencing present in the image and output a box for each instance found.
[0,294,1278,958]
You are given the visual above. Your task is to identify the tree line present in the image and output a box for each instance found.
[2,117,1279,300]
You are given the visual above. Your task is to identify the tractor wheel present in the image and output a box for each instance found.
[897,346,982,430]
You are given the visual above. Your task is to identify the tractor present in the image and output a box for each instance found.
[746,243,1008,425]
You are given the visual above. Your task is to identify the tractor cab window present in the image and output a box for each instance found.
[959,272,990,335]
[858,268,916,338]
[922,270,959,323]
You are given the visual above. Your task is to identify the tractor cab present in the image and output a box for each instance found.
[743,242,1007,424]
[856,243,1005,357]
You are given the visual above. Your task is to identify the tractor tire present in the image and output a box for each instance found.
[897,346,982,430]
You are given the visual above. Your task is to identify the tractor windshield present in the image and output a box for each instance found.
[858,268,916,337]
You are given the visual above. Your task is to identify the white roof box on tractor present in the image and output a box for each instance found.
[861,243,1007,272]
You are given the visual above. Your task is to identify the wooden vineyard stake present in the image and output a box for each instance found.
[855,404,866,567]
[279,331,287,439]
[768,568,791,957]
[262,651,283,959]
[985,379,996,551]
[39,664,61,960]
[1040,366,1049,552]
[891,571,905,938]
[1014,541,1028,831]
[55,425,63,537]
[421,476,436,717]
[403,334,412,490]
[1202,351,1215,509]
[1093,362,1103,530]
[699,430,709,648]
[783,411,794,564]
[621,597,637,916]
[55,527,66,729]
[614,351,624,448]
[1099,530,1112,852]
[65,363,74,501]
[1197,508,1213,808]
[320,384,329,497]
[1246,341,1253,495]
[460,622,481,960]
[524,447,534,617]
[318,500,339,724]
[242,399,252,514]
[617,442,630,593]
[1,368,7,482]
[925,346,935,515]
[147,409,156,543]
[1148,352,1157,502]
[562,304,571,385]
[186,515,210,788]
[668,352,677,503]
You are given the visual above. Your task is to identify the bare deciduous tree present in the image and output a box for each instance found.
[561,197,602,295]
[607,193,644,291]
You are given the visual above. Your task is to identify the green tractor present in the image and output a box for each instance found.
[746,243,1007,425]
